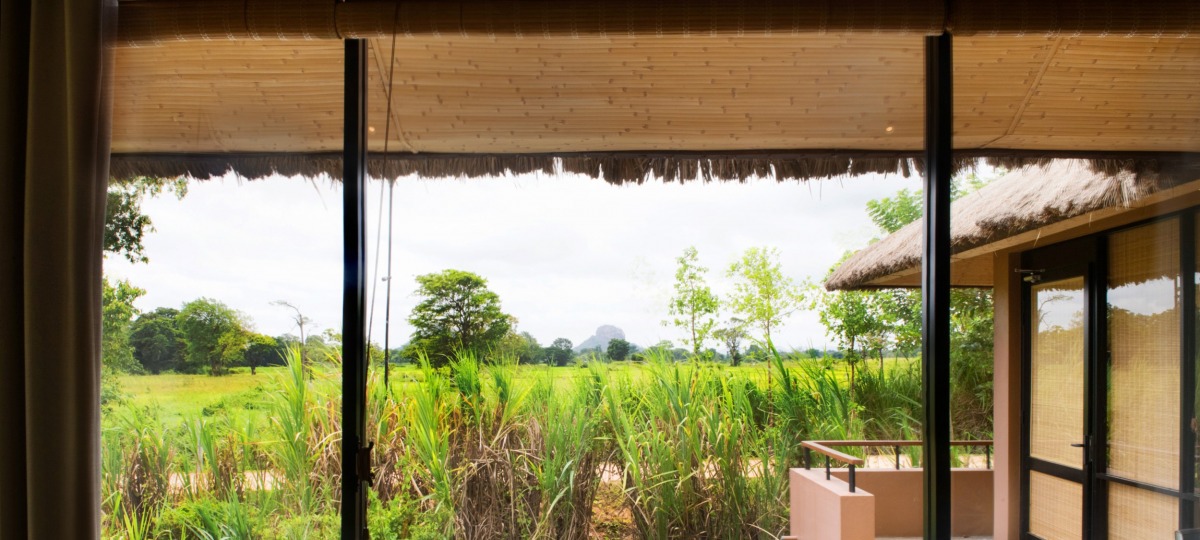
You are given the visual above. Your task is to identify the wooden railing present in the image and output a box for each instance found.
[800,439,994,493]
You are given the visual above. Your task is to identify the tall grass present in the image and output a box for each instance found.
[101,347,993,539]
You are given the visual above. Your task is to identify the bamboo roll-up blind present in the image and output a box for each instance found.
[950,0,1198,38]
[1107,219,1182,491]
[115,0,1200,46]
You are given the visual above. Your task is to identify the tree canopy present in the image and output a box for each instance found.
[104,176,187,263]
[666,246,720,355]
[102,278,146,372]
[130,307,184,374]
[407,269,511,366]
[176,297,246,375]
[606,338,632,361]
[546,338,574,366]
[726,247,804,347]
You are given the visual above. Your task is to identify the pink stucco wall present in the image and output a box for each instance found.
[790,467,993,539]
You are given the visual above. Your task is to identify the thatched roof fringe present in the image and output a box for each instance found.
[107,152,1200,186]
[824,159,1200,291]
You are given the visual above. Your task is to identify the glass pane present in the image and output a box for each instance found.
[1030,276,1087,469]
[1029,470,1084,540]
[1108,483,1179,540]
[1107,219,1181,490]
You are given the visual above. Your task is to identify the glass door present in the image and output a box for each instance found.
[1020,215,1199,539]
[1024,270,1092,539]
[1102,218,1185,539]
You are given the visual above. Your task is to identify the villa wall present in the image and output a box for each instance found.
[790,467,993,539]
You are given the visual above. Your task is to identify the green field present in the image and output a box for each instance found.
[101,354,979,539]
[113,361,821,423]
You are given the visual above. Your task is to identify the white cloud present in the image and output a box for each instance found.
[103,171,920,350]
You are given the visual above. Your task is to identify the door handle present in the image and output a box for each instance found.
[1070,443,1086,448]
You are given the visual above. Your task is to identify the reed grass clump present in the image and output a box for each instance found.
[101,346,992,539]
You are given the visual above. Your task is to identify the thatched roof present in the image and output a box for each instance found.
[825,159,1200,291]
[109,1,1200,182]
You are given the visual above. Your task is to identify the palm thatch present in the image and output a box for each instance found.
[107,151,1200,186]
[825,159,1200,291]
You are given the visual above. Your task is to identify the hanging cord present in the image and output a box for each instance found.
[379,0,403,400]
[365,159,387,363]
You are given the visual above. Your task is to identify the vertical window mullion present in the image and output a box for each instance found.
[1180,211,1196,529]
[342,38,370,540]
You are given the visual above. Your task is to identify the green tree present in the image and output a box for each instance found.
[101,277,146,372]
[129,307,184,373]
[546,338,574,367]
[407,269,511,366]
[244,333,280,374]
[104,176,187,263]
[666,246,721,355]
[712,317,747,366]
[726,247,804,346]
[817,281,889,390]
[176,298,244,375]
[865,188,922,236]
[606,338,632,361]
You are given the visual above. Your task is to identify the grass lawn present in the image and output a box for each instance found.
[116,366,287,422]
[112,357,918,424]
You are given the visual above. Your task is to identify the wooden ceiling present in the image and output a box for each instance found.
[110,34,1200,157]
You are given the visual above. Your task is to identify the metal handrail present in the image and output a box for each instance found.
[801,439,994,493]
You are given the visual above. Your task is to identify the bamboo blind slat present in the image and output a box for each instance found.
[114,0,1200,45]
[1107,219,1182,491]
[118,0,947,45]
[1107,483,1179,540]
[1029,471,1084,540]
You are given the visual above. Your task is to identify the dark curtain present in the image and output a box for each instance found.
[0,0,115,537]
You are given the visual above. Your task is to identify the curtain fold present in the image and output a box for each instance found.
[0,0,115,538]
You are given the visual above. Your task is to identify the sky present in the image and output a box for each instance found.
[103,171,922,351]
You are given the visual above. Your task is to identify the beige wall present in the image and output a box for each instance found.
[834,469,994,537]
[790,468,993,538]
[993,251,1022,540]
[789,469,875,540]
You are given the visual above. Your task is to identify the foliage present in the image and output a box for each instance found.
[104,176,187,263]
[176,298,246,375]
[712,317,747,366]
[606,338,632,361]
[865,188,922,235]
[497,328,544,364]
[102,351,998,540]
[407,269,511,367]
[129,307,184,374]
[546,337,574,367]
[665,246,721,354]
[242,333,279,374]
[726,247,805,345]
[818,175,996,438]
[102,277,146,372]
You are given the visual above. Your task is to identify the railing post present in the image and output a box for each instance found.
[849,464,857,493]
[804,447,811,470]
[986,444,992,469]
[895,445,901,470]
[825,456,831,481]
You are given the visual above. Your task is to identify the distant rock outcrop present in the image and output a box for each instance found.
[575,325,625,352]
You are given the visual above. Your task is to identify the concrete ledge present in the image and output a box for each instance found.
[790,468,993,539]
[789,468,875,540]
